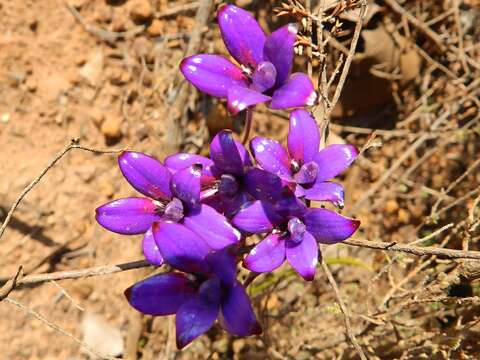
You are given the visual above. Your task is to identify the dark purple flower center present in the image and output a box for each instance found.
[164,198,184,222]
[287,217,306,244]
[250,61,277,93]
[218,174,240,197]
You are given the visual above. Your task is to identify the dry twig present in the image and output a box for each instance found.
[321,256,368,360]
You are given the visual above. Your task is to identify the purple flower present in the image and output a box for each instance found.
[95,152,240,266]
[180,4,317,115]
[250,109,359,208]
[125,246,261,349]
[232,197,360,280]
[165,130,256,217]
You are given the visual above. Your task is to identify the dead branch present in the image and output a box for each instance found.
[321,256,368,360]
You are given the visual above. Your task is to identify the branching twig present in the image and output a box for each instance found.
[344,238,480,260]
[0,138,125,242]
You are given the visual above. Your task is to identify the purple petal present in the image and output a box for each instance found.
[231,200,282,234]
[125,273,196,316]
[227,86,271,115]
[118,151,172,200]
[270,73,317,110]
[153,222,211,274]
[303,208,360,244]
[220,280,262,336]
[210,130,252,175]
[264,23,298,86]
[251,61,277,93]
[180,54,248,98]
[218,5,266,68]
[206,246,238,285]
[285,232,318,281]
[250,137,292,180]
[95,197,161,235]
[176,277,221,349]
[243,233,286,273]
[164,153,215,181]
[288,109,320,164]
[222,190,254,218]
[244,168,292,202]
[170,165,202,208]
[183,204,241,250]
[313,144,359,182]
[301,181,345,207]
[294,161,319,185]
[142,227,164,266]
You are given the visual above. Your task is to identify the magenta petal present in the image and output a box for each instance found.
[165,153,214,175]
[118,151,172,200]
[270,73,317,110]
[303,208,360,244]
[183,204,241,250]
[243,233,286,273]
[210,130,252,175]
[285,232,318,281]
[206,246,238,285]
[95,197,160,235]
[220,280,262,336]
[218,5,266,68]
[264,23,298,86]
[170,165,202,208]
[176,277,221,349]
[294,161,319,185]
[250,137,292,179]
[302,181,345,207]
[313,144,359,182]
[244,168,292,202]
[227,86,271,115]
[231,200,282,234]
[251,61,277,93]
[180,54,248,98]
[153,222,211,274]
[142,227,164,266]
[288,109,320,163]
[125,273,196,316]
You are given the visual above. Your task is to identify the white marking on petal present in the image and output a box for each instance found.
[237,102,247,111]
[131,152,139,159]
[256,143,265,153]
[192,57,203,64]
[288,23,299,34]
[187,65,197,72]
[306,90,317,106]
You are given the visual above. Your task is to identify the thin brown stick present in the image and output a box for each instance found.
[344,238,480,260]
[349,112,448,214]
[65,1,144,43]
[383,0,446,52]
[17,260,151,287]
[325,0,367,119]
[0,138,124,242]
[157,1,200,18]
[321,256,368,360]
[163,0,213,154]
[4,297,112,359]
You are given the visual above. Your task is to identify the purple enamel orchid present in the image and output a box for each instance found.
[165,130,256,217]
[125,246,261,349]
[180,4,317,115]
[95,151,240,266]
[250,109,359,208]
[232,196,360,280]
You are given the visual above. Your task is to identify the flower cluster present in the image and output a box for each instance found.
[95,4,360,350]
